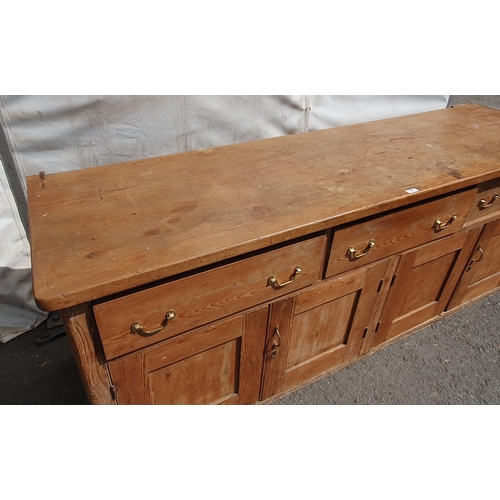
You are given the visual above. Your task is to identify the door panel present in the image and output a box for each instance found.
[373,230,480,347]
[466,220,500,283]
[260,259,391,401]
[108,307,268,405]
[448,219,500,308]
[391,251,456,320]
[287,290,359,367]
[149,340,239,405]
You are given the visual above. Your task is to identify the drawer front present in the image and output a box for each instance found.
[326,188,476,278]
[94,235,327,360]
[465,177,500,225]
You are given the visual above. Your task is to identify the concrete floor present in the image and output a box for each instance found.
[1,95,499,405]
[274,291,500,405]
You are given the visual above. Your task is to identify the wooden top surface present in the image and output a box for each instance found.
[27,104,500,311]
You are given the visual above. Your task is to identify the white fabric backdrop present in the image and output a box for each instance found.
[0,159,46,342]
[0,95,449,340]
[2,95,449,183]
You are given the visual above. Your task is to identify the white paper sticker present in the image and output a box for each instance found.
[405,188,419,194]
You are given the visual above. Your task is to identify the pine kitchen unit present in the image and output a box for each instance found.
[27,104,500,405]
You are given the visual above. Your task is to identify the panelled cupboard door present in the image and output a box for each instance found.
[108,307,268,404]
[448,218,500,309]
[371,228,482,348]
[260,259,391,401]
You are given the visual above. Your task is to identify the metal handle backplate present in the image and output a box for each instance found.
[131,310,176,336]
[269,327,282,358]
[467,245,484,271]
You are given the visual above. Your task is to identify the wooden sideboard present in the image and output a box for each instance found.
[27,104,500,404]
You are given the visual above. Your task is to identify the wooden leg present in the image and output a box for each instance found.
[60,303,115,405]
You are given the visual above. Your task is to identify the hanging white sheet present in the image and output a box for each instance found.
[2,95,449,182]
[0,158,46,342]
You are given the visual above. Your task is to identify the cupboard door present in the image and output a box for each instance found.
[448,218,500,309]
[260,259,391,401]
[372,229,481,347]
[108,307,268,404]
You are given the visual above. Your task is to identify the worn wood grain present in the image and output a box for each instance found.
[259,297,295,401]
[60,304,115,404]
[239,307,269,404]
[360,256,400,356]
[107,351,151,404]
[27,104,500,311]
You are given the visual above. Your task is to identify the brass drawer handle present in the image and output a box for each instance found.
[348,239,375,259]
[131,310,176,336]
[479,193,498,209]
[434,213,457,231]
[268,266,302,289]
